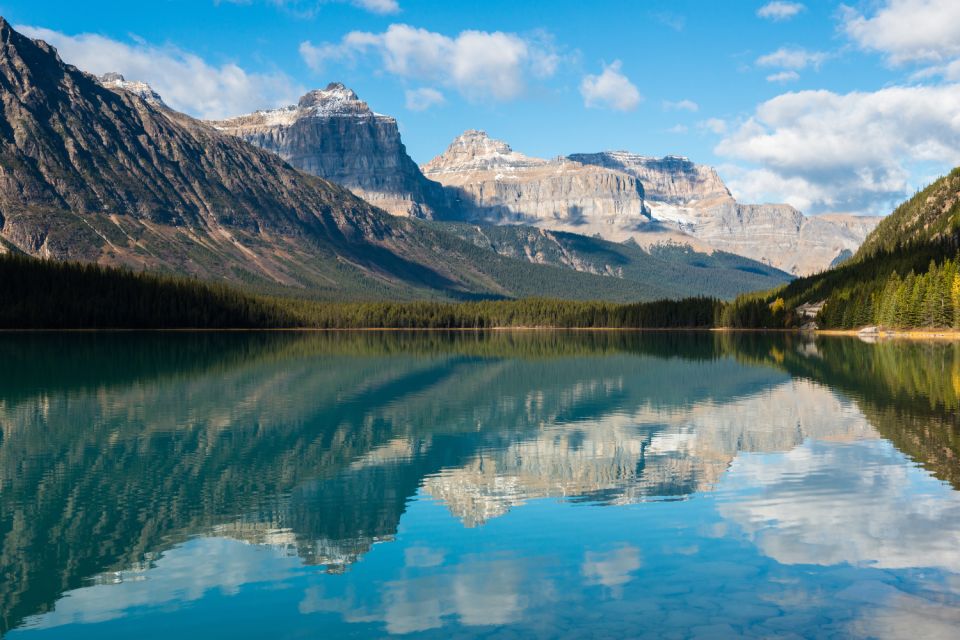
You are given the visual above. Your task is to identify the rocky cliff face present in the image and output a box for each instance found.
[569,151,731,206]
[422,130,651,233]
[427,139,880,275]
[209,84,451,219]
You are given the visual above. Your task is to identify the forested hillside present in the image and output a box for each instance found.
[720,168,960,330]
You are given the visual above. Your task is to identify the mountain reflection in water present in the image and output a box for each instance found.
[2,331,959,639]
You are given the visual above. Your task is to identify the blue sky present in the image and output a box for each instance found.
[6,0,960,216]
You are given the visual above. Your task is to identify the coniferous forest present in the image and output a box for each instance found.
[0,254,721,329]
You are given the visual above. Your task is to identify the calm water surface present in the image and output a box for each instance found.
[2,331,960,639]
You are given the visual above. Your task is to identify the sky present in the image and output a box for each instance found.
[5,0,960,216]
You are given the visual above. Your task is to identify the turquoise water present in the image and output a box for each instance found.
[2,332,960,638]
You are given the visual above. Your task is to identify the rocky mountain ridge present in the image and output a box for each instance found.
[208,83,452,219]
[422,129,650,230]
[427,134,881,276]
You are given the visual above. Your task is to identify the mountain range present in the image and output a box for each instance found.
[0,19,791,302]
[215,90,880,276]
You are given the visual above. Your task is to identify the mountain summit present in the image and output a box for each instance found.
[210,84,453,219]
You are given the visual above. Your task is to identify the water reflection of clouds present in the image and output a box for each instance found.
[19,537,300,630]
[581,545,642,597]
[718,440,960,572]
[299,554,535,634]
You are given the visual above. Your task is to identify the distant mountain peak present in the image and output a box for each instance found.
[296,82,373,116]
[98,72,166,108]
[423,129,545,175]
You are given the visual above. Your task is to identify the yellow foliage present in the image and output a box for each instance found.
[769,297,786,315]
[953,275,960,328]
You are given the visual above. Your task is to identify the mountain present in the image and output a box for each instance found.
[208,83,452,219]
[437,222,791,300]
[570,151,881,276]
[721,167,960,330]
[855,167,960,260]
[425,134,880,275]
[0,19,713,303]
[421,129,651,232]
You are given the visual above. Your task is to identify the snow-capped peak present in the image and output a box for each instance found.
[98,72,166,108]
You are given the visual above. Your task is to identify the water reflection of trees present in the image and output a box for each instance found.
[1,331,958,633]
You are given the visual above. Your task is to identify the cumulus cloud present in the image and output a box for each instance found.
[19,25,302,119]
[580,61,641,111]
[715,84,960,213]
[756,46,828,70]
[405,87,444,111]
[766,70,799,83]
[756,1,806,21]
[300,24,559,102]
[842,0,960,65]
[662,99,699,112]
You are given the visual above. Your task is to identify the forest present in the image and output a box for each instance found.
[0,254,721,329]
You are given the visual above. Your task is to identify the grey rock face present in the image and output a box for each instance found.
[428,140,881,276]
[209,83,451,219]
[422,130,651,233]
[570,151,731,206]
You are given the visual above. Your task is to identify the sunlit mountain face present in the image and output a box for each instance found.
[2,332,959,638]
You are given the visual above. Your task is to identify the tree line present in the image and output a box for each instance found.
[0,254,722,329]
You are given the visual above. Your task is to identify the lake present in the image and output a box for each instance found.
[2,331,959,639]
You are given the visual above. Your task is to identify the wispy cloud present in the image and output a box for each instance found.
[756,47,828,70]
[217,0,400,16]
[756,1,805,22]
[405,87,444,111]
[662,99,699,112]
[766,70,799,83]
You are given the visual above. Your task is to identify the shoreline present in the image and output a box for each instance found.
[817,328,960,341]
[0,327,958,340]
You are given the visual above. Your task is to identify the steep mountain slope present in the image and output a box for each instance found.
[0,19,699,302]
[855,168,960,259]
[721,168,960,329]
[439,222,792,299]
[208,84,452,219]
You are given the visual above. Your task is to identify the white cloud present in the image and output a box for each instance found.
[300,24,559,102]
[405,87,444,111]
[19,25,302,119]
[698,117,727,134]
[667,124,689,134]
[662,99,699,112]
[352,0,400,13]
[715,84,960,213]
[756,47,828,70]
[757,1,806,21]
[842,0,960,65]
[766,70,799,83]
[219,0,400,16]
[580,60,641,111]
